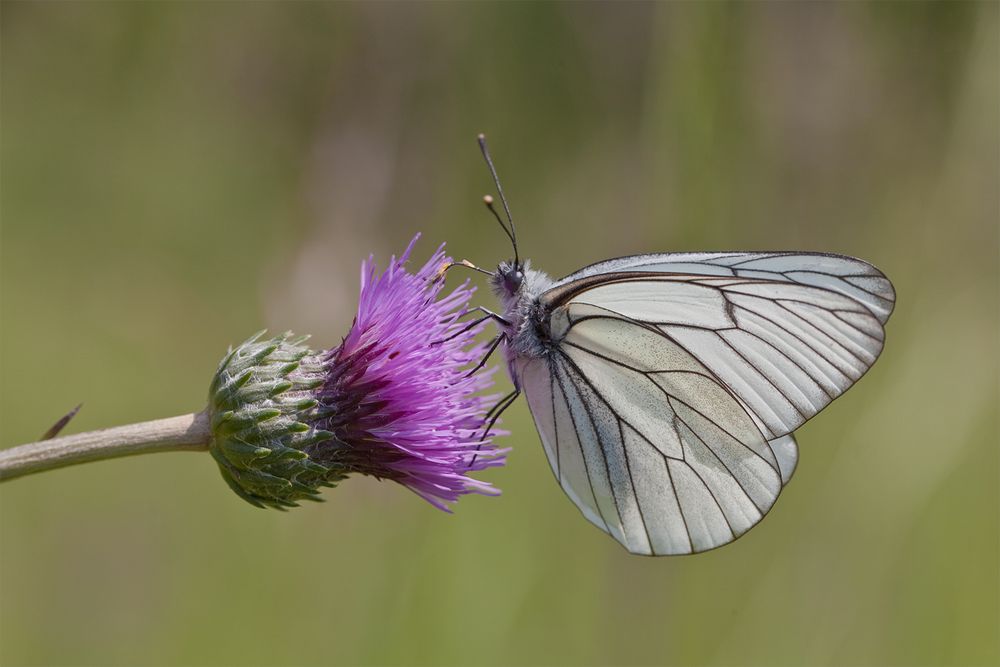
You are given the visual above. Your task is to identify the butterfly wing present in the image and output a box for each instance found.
[544,251,895,436]
[548,251,895,324]
[516,316,795,555]
[516,252,891,555]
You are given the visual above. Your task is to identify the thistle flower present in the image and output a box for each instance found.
[208,237,506,510]
[0,238,507,514]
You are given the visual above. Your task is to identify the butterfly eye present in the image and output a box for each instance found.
[504,269,524,293]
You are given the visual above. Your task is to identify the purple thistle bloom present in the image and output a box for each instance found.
[310,236,506,509]
[208,236,506,510]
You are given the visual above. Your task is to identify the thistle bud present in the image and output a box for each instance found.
[208,332,337,508]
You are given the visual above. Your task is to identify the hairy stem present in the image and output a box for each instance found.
[0,411,212,482]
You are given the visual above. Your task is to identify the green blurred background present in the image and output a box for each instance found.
[2,3,997,666]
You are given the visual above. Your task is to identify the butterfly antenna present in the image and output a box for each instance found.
[482,195,514,252]
[477,133,520,268]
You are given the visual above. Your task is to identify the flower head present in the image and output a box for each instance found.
[208,236,506,510]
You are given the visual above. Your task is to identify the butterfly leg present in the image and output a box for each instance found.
[465,306,511,327]
[434,307,511,346]
[469,386,521,466]
[464,332,507,378]
[486,387,520,420]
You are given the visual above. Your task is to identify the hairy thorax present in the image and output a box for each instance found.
[489,263,556,362]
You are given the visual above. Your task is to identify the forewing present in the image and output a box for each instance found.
[549,251,895,324]
[543,268,892,440]
[515,316,788,556]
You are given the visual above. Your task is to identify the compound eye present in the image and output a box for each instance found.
[505,270,523,292]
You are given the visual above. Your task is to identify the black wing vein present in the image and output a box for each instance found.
[551,360,613,536]
[561,339,776,471]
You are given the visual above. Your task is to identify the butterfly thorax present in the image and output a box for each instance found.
[490,260,556,361]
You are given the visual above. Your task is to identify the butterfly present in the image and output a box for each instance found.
[460,134,895,556]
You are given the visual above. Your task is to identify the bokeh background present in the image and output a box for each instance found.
[2,3,997,666]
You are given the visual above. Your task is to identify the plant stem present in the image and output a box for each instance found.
[0,411,212,482]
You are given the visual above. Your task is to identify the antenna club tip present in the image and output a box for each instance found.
[483,195,494,205]
[477,133,486,141]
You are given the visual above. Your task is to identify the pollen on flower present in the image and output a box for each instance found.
[208,235,507,511]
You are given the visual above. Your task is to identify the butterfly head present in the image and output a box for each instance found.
[477,134,526,300]
[491,259,552,307]
[496,260,524,296]
[476,134,552,319]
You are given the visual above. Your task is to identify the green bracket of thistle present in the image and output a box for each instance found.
[207,331,342,509]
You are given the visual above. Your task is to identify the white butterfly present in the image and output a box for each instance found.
[465,135,895,556]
